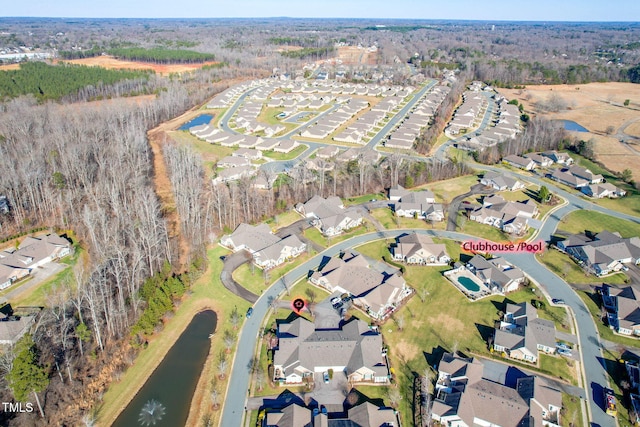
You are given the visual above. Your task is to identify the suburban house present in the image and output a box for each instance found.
[568,165,604,184]
[272,317,389,385]
[469,194,538,235]
[296,195,363,237]
[263,400,396,427]
[433,352,561,427]
[548,169,589,188]
[0,233,72,290]
[503,154,536,171]
[309,250,413,320]
[525,153,553,168]
[581,182,626,199]
[493,302,557,363]
[388,187,444,221]
[392,232,450,265]
[600,284,640,336]
[465,254,525,294]
[542,151,574,165]
[220,223,306,270]
[557,230,640,276]
[480,171,526,192]
[0,305,37,345]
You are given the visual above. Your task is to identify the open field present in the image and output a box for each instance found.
[335,45,379,66]
[417,174,480,204]
[499,82,640,177]
[557,210,640,238]
[60,56,220,75]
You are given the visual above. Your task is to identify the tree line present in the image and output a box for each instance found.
[0,61,153,101]
[59,47,216,64]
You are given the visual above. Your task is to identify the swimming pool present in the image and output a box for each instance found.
[457,276,481,292]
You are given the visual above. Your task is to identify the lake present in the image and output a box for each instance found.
[112,310,217,427]
[179,114,213,130]
[559,120,589,132]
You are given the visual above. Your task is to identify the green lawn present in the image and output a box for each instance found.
[537,249,628,285]
[283,279,330,303]
[561,393,584,427]
[303,224,371,249]
[344,193,386,206]
[418,174,480,204]
[233,252,316,296]
[557,210,640,238]
[262,144,308,161]
[370,208,398,229]
[459,213,516,242]
[258,107,298,133]
[266,210,303,229]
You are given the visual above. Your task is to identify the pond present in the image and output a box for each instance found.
[179,114,213,130]
[112,310,217,427]
[559,120,589,132]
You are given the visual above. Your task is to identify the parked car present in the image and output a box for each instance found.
[323,372,330,383]
[556,342,571,351]
[331,297,342,306]
[557,348,572,357]
[552,298,566,305]
[246,307,253,318]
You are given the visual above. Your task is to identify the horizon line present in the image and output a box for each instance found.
[2,16,640,24]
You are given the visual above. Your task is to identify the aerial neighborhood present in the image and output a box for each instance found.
[2,15,640,427]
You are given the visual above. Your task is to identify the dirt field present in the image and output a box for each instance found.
[60,55,220,75]
[0,63,20,71]
[499,82,640,177]
[335,45,379,66]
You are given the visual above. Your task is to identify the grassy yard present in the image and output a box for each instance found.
[233,252,316,297]
[282,279,330,303]
[258,107,298,133]
[418,174,480,204]
[98,245,252,427]
[262,144,308,161]
[561,393,584,427]
[557,210,640,238]
[266,210,303,229]
[370,208,397,229]
[459,213,517,242]
[537,249,628,285]
[368,207,446,231]
[343,193,386,206]
[303,223,371,249]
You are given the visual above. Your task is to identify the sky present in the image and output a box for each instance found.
[4,0,640,22]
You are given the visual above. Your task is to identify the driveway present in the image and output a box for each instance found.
[221,250,259,303]
[446,183,494,231]
[2,261,67,305]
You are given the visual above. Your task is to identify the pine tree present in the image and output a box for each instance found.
[7,334,49,418]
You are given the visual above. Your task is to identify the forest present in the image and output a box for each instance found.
[0,16,638,426]
[0,62,153,101]
[59,47,216,64]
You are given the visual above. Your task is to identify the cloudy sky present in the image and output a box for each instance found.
[4,0,640,21]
